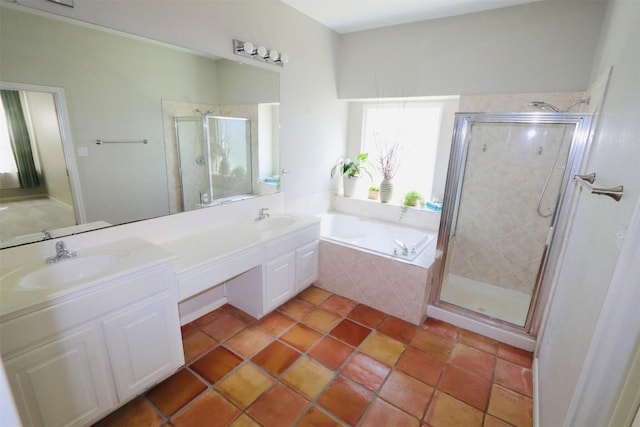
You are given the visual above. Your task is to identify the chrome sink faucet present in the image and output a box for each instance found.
[41,229,53,240]
[46,240,78,264]
[256,208,270,221]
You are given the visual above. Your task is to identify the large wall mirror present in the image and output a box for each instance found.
[0,5,280,249]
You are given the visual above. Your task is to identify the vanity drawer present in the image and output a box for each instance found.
[0,263,175,357]
[177,246,264,302]
[265,223,320,259]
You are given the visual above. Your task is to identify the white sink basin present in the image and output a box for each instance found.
[255,215,298,230]
[2,251,128,291]
[21,253,126,290]
[0,237,176,320]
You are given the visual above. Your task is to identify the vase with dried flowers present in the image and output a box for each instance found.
[375,134,401,203]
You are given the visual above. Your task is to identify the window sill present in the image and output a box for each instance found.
[330,194,441,232]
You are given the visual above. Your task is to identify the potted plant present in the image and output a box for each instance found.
[330,153,372,197]
[368,185,379,200]
[404,190,423,207]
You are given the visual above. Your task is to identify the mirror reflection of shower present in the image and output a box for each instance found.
[529,98,590,217]
[175,114,252,211]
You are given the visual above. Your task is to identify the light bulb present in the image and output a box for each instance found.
[243,41,255,54]
[256,46,268,58]
[279,53,290,64]
[269,49,280,61]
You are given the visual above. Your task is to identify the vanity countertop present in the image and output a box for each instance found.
[0,237,176,321]
[0,214,321,320]
[160,213,321,273]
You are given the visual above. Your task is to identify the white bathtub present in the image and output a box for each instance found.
[320,213,436,264]
[317,212,438,324]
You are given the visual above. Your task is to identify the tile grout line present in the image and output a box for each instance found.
[147,288,533,427]
[278,298,373,426]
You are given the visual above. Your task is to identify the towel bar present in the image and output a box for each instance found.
[96,139,148,145]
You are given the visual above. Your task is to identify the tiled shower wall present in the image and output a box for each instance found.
[316,241,433,325]
[445,92,588,295]
[445,123,570,294]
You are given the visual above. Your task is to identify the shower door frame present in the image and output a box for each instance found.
[431,112,593,336]
[174,115,209,211]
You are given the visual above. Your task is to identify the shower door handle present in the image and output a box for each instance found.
[574,173,624,202]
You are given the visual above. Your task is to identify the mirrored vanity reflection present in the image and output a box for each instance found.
[174,111,279,212]
[0,4,280,249]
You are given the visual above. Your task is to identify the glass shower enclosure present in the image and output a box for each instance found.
[175,115,252,211]
[432,113,592,334]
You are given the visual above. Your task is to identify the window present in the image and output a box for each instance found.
[0,97,20,189]
[0,90,41,189]
[361,101,443,203]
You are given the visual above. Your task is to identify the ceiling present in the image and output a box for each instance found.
[280,0,545,33]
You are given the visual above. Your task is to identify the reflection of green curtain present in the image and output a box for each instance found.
[0,90,40,188]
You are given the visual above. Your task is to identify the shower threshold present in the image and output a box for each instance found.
[440,274,531,326]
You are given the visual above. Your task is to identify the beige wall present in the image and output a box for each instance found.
[215,60,279,106]
[2,0,347,213]
[536,0,640,424]
[337,1,607,99]
[3,0,608,220]
[0,7,223,224]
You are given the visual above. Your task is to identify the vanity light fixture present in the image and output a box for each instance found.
[233,39,288,67]
[242,41,256,55]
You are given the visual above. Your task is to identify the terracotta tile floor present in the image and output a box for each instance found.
[94,286,534,427]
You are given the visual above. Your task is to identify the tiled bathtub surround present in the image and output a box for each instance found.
[94,287,534,427]
[316,241,433,325]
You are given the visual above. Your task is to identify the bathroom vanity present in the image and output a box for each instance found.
[0,238,183,427]
[163,214,320,320]
[0,212,320,426]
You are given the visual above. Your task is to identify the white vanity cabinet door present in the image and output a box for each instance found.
[295,241,319,293]
[102,291,184,402]
[264,252,296,312]
[4,324,116,427]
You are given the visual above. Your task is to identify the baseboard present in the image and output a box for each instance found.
[179,297,226,325]
[0,193,47,203]
[47,195,74,210]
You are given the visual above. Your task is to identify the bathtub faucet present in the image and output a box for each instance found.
[394,239,409,256]
[256,208,270,221]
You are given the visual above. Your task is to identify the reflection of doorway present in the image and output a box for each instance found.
[0,82,84,241]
